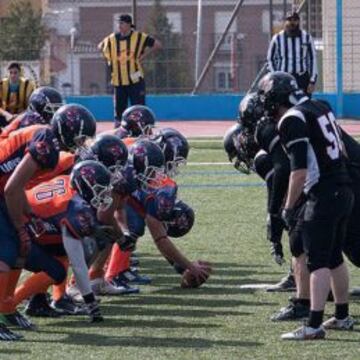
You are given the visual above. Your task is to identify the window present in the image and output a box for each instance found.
[215,12,237,51]
[215,66,233,91]
[166,12,182,33]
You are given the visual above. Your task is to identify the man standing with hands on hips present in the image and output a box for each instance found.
[266,11,318,95]
[99,14,162,128]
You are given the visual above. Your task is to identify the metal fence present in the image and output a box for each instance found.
[0,0,357,99]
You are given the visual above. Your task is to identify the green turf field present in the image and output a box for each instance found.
[2,139,360,360]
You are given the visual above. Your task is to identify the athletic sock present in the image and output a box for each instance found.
[296,298,310,307]
[105,244,130,281]
[335,303,349,320]
[308,310,324,328]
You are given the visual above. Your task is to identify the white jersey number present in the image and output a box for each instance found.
[317,112,342,160]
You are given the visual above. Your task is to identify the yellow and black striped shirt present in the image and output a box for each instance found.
[99,31,155,87]
[0,77,35,114]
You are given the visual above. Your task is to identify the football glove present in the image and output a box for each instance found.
[118,231,138,252]
[281,208,297,231]
[94,225,121,249]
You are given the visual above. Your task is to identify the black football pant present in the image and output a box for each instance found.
[303,183,354,273]
[114,79,146,128]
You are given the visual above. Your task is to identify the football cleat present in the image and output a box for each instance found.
[322,316,355,330]
[24,293,62,318]
[115,269,152,285]
[91,277,139,295]
[110,277,141,294]
[66,284,84,304]
[281,325,326,341]
[51,295,87,315]
[266,273,296,292]
[130,255,140,267]
[349,287,360,296]
[271,300,309,321]
[0,311,36,330]
[0,323,23,341]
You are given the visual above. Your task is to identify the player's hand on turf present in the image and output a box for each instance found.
[188,261,212,283]
[86,300,103,323]
[119,231,137,252]
[17,225,32,258]
[270,242,285,266]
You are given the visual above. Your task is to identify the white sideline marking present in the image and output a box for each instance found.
[239,284,274,289]
[187,162,231,166]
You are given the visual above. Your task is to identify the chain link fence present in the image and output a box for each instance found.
[2,0,359,96]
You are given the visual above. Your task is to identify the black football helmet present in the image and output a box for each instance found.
[29,86,63,123]
[153,128,189,177]
[129,139,166,190]
[258,71,304,116]
[51,104,96,153]
[223,123,258,174]
[70,160,113,210]
[90,134,128,170]
[121,105,156,137]
[164,200,195,238]
[238,92,264,132]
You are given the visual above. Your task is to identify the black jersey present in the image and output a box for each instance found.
[278,98,349,193]
[255,118,290,214]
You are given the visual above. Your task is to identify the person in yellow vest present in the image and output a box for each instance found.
[98,14,162,128]
[0,62,36,127]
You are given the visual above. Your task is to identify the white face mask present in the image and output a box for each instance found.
[90,184,114,211]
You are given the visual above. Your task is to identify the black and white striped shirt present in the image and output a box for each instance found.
[267,30,318,84]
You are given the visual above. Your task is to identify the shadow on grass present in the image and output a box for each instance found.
[100,305,252,318]
[0,349,30,355]
[33,331,262,349]
[106,295,276,308]
[45,317,221,330]
[106,295,256,308]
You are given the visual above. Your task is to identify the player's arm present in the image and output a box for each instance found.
[146,214,209,281]
[138,35,162,62]
[278,115,308,227]
[268,142,291,214]
[5,154,38,230]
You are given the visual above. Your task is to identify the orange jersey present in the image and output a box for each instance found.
[26,175,97,246]
[0,125,60,193]
[0,110,44,141]
[26,152,75,189]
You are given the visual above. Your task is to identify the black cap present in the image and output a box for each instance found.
[118,14,133,24]
[285,11,300,20]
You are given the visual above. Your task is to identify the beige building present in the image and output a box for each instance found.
[45,0,295,94]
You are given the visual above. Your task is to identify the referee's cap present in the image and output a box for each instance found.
[285,11,300,21]
[118,14,135,28]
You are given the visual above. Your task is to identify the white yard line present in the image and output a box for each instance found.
[187,162,231,166]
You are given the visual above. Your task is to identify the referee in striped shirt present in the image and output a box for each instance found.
[99,14,161,128]
[266,11,318,95]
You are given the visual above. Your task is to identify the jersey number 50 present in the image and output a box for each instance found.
[317,112,343,160]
